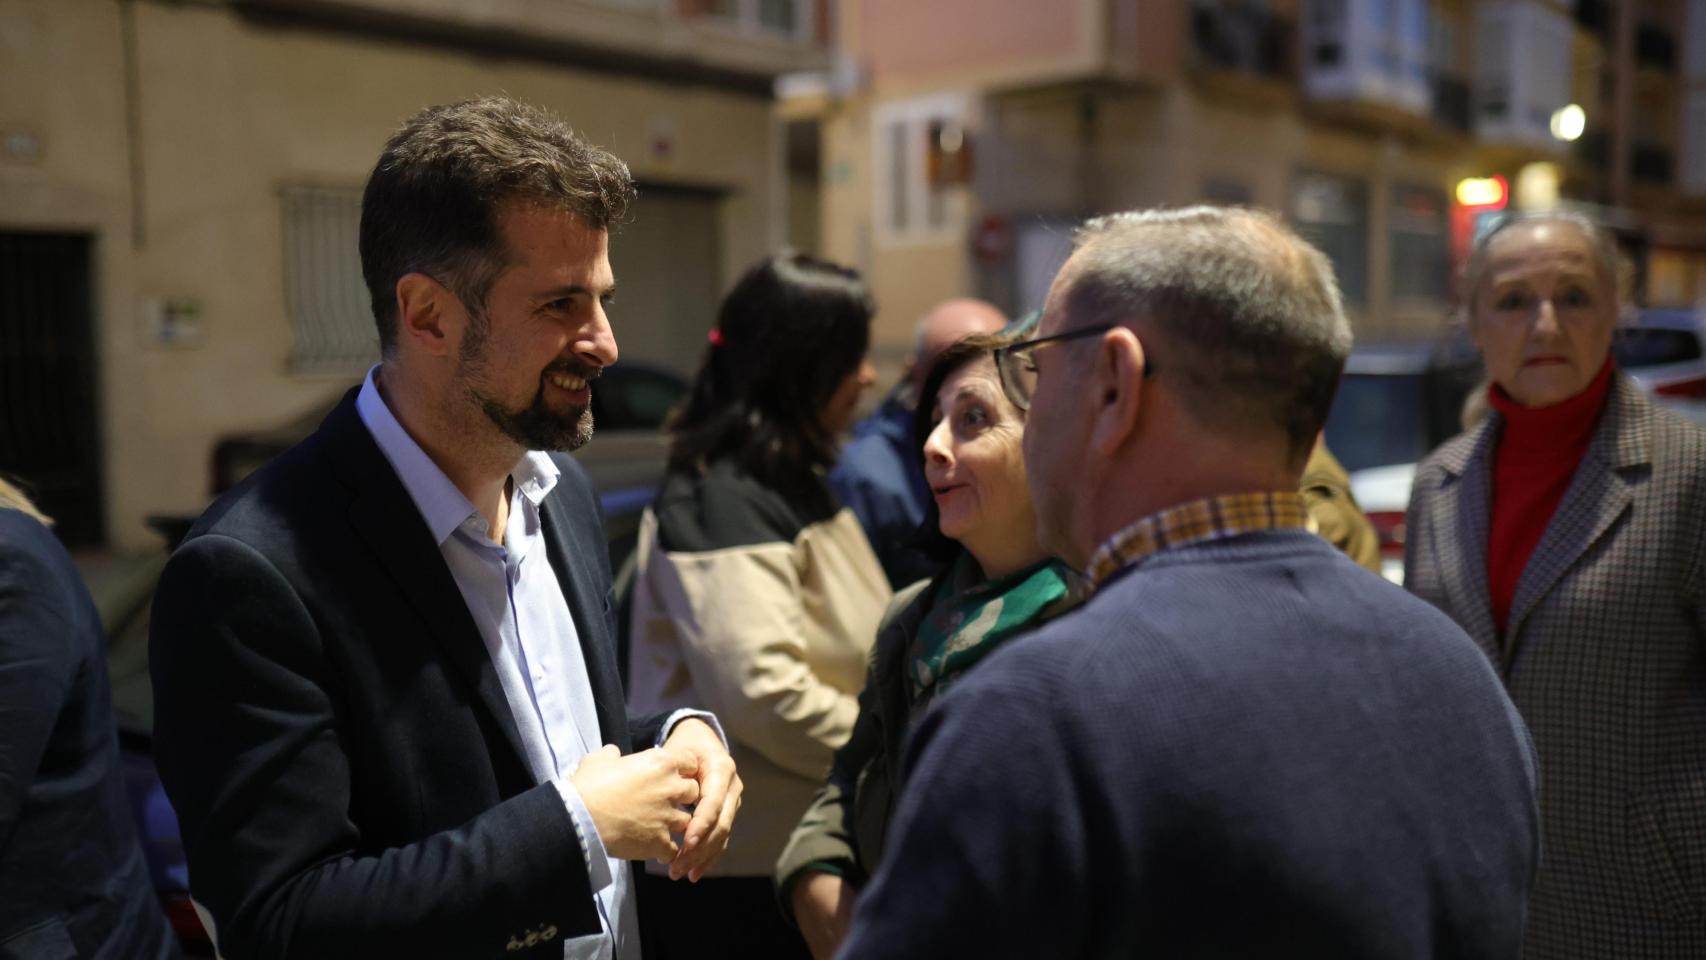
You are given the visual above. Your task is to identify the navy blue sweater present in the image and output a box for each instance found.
[841,530,1538,958]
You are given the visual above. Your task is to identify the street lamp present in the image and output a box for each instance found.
[1550,104,1586,142]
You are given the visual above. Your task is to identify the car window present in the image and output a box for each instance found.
[1612,328,1703,368]
[598,369,686,431]
[1324,373,1429,473]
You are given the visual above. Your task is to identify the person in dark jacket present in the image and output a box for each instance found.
[148,97,738,960]
[1406,211,1706,958]
[776,332,1080,959]
[0,479,178,960]
[838,206,1539,959]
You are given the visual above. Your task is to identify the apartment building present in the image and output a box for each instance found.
[796,0,1706,364]
[0,0,825,548]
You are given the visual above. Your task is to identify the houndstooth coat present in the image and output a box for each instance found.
[1405,374,1706,959]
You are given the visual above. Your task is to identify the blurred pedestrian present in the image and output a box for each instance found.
[1405,211,1706,957]
[776,332,1080,959]
[830,299,1006,588]
[0,479,179,960]
[1300,436,1381,572]
[149,97,740,960]
[838,206,1539,958]
[627,253,889,958]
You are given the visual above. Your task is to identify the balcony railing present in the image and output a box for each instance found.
[1190,2,1295,80]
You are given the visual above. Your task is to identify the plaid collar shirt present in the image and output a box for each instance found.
[1085,491,1311,589]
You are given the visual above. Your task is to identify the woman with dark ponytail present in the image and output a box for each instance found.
[627,253,889,957]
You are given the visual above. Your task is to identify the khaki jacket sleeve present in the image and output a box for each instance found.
[1301,442,1382,574]
[656,543,859,780]
[774,578,930,912]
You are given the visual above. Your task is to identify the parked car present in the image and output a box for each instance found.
[1323,337,1482,582]
[110,361,688,955]
[1333,306,1706,584]
[1613,307,1706,423]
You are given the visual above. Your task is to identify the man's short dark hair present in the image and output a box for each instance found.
[1062,206,1353,466]
[359,96,637,353]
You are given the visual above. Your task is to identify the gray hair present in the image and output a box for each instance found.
[1461,210,1621,324]
[1061,206,1352,464]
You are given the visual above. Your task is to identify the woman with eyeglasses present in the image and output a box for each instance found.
[775,330,1082,959]
[1405,212,1706,957]
[626,253,889,958]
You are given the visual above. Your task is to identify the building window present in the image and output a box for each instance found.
[1302,0,1430,112]
[886,121,910,232]
[280,185,378,374]
[872,94,971,247]
[1685,90,1706,196]
[1474,1,1573,147]
[1389,184,1449,304]
[695,0,812,40]
[1689,0,1706,82]
[757,0,797,34]
[1291,170,1369,305]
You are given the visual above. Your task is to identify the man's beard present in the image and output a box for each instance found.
[458,314,599,452]
[476,375,596,452]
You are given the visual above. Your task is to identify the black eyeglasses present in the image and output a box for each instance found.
[993,324,1156,411]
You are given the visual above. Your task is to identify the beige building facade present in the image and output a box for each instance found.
[801,0,1706,365]
[1,0,824,548]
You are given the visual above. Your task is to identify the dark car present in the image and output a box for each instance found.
[1320,337,1483,580]
[111,362,687,955]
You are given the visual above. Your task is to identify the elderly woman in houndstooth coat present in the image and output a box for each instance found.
[1404,211,1706,958]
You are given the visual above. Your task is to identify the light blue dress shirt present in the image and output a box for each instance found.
[356,369,714,960]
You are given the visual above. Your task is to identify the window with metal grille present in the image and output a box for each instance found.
[280,184,378,374]
[1389,184,1449,303]
[1291,170,1369,305]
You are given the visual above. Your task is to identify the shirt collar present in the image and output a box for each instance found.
[355,366,561,546]
[1085,491,1310,589]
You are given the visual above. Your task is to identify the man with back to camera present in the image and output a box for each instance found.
[837,206,1540,958]
[830,298,1006,588]
[148,97,741,960]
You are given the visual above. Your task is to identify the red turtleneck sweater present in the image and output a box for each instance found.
[1485,357,1615,633]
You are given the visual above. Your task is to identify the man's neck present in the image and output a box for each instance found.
[375,364,520,544]
[1087,453,1300,557]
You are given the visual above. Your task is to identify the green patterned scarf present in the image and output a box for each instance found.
[908,553,1073,704]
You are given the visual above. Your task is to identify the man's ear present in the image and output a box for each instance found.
[394,272,460,359]
[1088,327,1145,456]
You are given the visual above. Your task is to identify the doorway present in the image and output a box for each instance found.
[0,230,104,546]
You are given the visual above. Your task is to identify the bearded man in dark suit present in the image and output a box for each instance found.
[149,97,740,960]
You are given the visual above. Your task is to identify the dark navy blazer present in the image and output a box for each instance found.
[149,391,668,960]
[842,530,1541,959]
[0,509,177,960]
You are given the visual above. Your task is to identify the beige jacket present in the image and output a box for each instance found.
[627,462,889,876]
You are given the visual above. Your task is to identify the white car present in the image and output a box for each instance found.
[1347,464,1414,585]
